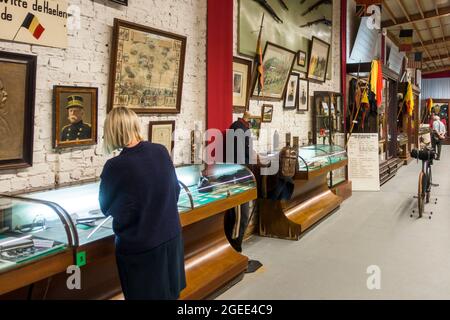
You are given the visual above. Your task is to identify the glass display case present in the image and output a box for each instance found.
[0,196,73,275]
[312,91,347,188]
[297,145,348,184]
[0,164,256,279]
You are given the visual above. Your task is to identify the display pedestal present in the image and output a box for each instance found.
[331,180,352,200]
[259,172,343,241]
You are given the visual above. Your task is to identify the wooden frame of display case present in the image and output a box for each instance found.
[312,91,352,200]
[0,180,257,300]
[258,157,348,240]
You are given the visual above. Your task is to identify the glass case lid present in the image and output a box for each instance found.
[297,144,348,172]
[177,164,256,214]
[0,196,72,273]
[21,182,112,246]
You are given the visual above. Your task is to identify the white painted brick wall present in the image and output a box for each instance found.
[233,0,342,152]
[0,0,207,193]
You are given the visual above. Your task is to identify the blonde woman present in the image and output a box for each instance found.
[100,107,185,300]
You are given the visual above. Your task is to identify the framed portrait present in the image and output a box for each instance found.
[284,73,299,110]
[233,57,252,113]
[149,121,175,156]
[307,37,331,83]
[298,79,309,112]
[261,104,274,123]
[0,51,36,171]
[297,50,307,68]
[108,19,187,114]
[248,116,262,139]
[251,42,297,101]
[53,86,98,149]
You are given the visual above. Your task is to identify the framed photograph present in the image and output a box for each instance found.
[261,104,274,123]
[0,51,36,171]
[298,79,309,112]
[108,19,187,114]
[284,73,299,110]
[233,57,252,113]
[251,42,297,101]
[149,121,175,156]
[298,50,307,67]
[53,86,98,149]
[307,37,331,83]
[248,116,262,139]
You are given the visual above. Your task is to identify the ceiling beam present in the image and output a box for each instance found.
[410,36,450,50]
[382,5,450,28]
[423,65,450,74]
[423,54,450,63]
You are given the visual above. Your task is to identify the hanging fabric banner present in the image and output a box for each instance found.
[399,29,414,52]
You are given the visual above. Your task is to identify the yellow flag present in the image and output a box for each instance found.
[405,82,414,117]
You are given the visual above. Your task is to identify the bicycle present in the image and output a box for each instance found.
[410,148,438,219]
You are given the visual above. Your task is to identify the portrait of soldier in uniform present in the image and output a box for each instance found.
[61,95,92,142]
[54,86,98,149]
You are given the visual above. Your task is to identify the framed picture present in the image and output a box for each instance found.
[0,51,36,171]
[108,19,187,114]
[251,42,297,101]
[298,79,309,112]
[233,57,252,113]
[248,116,262,139]
[284,73,299,110]
[261,104,274,123]
[149,120,175,156]
[307,37,331,83]
[53,86,98,149]
[297,50,307,67]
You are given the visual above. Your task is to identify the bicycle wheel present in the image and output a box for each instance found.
[418,171,425,218]
[426,163,432,203]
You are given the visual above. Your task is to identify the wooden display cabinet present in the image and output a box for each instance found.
[258,144,348,240]
[0,164,257,300]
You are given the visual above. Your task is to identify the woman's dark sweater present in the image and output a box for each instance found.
[99,141,181,255]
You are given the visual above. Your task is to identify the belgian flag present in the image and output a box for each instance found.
[21,13,45,40]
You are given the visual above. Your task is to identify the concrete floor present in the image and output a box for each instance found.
[217,146,450,300]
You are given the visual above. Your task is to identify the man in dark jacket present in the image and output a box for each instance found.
[224,112,262,272]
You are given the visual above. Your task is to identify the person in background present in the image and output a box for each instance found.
[225,111,262,273]
[432,115,446,160]
[99,107,186,300]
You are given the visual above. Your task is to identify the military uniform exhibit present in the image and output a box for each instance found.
[61,95,92,142]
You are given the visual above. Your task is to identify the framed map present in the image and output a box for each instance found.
[149,121,175,156]
[108,19,186,114]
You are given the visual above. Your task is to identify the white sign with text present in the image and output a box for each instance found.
[348,133,380,191]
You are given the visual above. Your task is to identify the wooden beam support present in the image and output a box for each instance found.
[382,5,450,28]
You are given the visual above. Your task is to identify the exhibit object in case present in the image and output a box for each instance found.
[258,144,348,240]
[0,164,257,300]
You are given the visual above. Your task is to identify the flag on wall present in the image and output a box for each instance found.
[405,81,415,116]
[20,13,45,40]
[369,60,383,107]
[408,52,423,69]
[427,98,433,114]
[399,29,413,52]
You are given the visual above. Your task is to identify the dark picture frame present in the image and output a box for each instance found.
[298,78,309,112]
[307,37,331,83]
[248,116,262,139]
[233,57,252,113]
[261,104,274,123]
[0,51,36,171]
[108,19,187,114]
[284,73,299,110]
[53,86,98,149]
[251,42,297,101]
[148,120,175,156]
[297,50,307,67]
